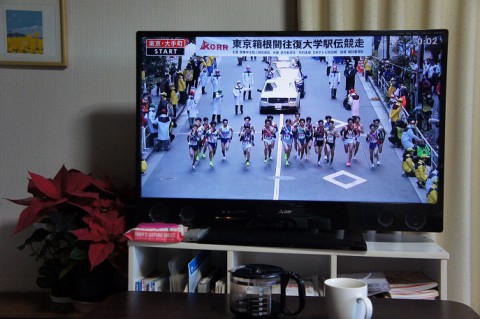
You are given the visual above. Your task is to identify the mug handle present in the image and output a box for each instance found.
[357,296,373,319]
[280,272,306,315]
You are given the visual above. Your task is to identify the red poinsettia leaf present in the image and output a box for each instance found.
[112,215,126,236]
[13,198,47,234]
[5,197,33,206]
[70,228,93,241]
[13,197,68,234]
[68,191,100,200]
[28,171,61,200]
[53,165,69,188]
[88,242,114,270]
[63,170,93,194]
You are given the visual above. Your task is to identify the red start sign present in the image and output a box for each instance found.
[146,39,186,48]
[146,39,186,56]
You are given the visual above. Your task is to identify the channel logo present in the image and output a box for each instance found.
[200,40,229,51]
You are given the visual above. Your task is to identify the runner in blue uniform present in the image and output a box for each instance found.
[280,118,295,166]
[366,123,380,168]
[294,118,308,160]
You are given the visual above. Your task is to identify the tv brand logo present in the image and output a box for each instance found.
[278,209,293,215]
[200,40,229,51]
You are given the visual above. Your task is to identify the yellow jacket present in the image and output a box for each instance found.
[184,69,194,81]
[389,106,402,123]
[170,89,179,105]
[364,58,372,71]
[177,77,186,92]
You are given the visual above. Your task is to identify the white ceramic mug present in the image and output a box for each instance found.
[324,278,373,319]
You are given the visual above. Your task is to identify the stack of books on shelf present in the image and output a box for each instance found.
[385,271,439,300]
[135,251,227,293]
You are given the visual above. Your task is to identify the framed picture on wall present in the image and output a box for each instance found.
[0,0,67,67]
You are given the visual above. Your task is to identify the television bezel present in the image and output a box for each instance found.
[135,29,447,236]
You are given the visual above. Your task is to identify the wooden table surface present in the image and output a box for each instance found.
[85,291,480,319]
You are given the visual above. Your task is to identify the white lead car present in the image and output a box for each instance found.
[257,78,301,114]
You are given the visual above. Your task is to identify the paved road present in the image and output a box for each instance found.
[142,56,426,203]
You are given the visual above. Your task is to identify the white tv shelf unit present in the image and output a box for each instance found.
[128,233,449,299]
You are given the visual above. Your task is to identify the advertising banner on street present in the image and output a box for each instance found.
[196,36,373,57]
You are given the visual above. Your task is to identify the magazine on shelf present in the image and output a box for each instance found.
[385,271,438,300]
[338,272,391,296]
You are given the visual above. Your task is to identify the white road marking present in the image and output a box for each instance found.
[273,114,284,200]
[323,170,367,189]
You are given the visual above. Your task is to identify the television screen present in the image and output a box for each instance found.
[136,30,446,242]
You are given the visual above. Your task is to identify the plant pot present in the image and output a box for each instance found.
[68,260,127,311]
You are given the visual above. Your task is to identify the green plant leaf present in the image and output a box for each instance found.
[70,246,88,261]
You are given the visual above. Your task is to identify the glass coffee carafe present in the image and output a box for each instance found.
[230,264,306,317]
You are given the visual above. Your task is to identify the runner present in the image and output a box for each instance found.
[352,116,364,160]
[323,115,332,162]
[239,116,255,146]
[292,112,301,158]
[219,119,233,160]
[314,119,326,165]
[366,123,380,168]
[199,117,210,159]
[305,116,314,160]
[261,119,276,163]
[267,115,278,160]
[294,118,308,160]
[187,124,201,169]
[280,118,295,166]
[240,125,254,166]
[206,121,220,167]
[340,118,359,167]
[325,120,339,164]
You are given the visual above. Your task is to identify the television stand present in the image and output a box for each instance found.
[128,233,449,299]
[199,228,367,251]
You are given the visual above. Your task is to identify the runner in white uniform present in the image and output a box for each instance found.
[262,119,276,163]
[325,120,339,165]
[219,119,233,160]
[240,125,254,166]
[340,118,359,167]
[206,121,220,167]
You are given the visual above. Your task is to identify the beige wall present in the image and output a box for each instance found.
[0,0,295,291]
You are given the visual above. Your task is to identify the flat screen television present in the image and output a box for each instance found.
[136,30,447,250]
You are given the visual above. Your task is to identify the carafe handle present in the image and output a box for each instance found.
[280,271,306,315]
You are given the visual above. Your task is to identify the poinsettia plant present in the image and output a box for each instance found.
[8,166,132,278]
